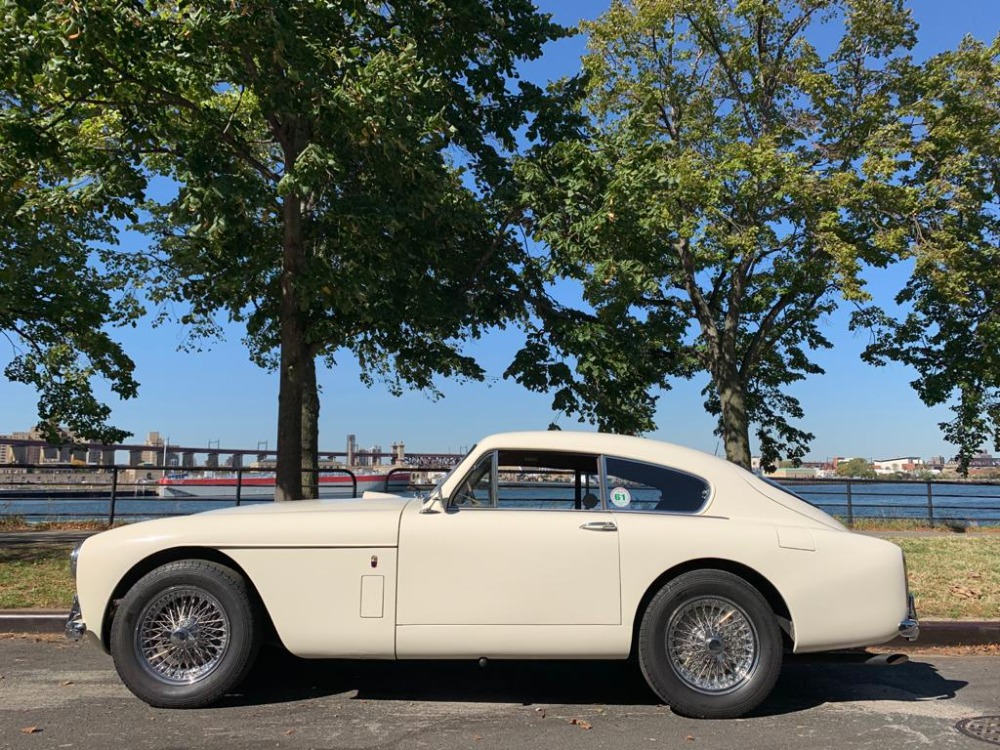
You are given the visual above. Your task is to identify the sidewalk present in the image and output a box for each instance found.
[0,529,98,546]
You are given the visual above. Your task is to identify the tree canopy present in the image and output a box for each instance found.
[4,0,563,494]
[854,35,1000,472]
[3,0,997,477]
[0,38,142,443]
[510,0,934,471]
[834,458,875,479]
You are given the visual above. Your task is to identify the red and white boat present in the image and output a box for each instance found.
[157,471,411,499]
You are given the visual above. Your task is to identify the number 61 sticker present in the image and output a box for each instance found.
[610,486,632,507]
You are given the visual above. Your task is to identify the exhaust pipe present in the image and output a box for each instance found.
[865,652,909,666]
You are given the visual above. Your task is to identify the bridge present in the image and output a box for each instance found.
[0,437,465,470]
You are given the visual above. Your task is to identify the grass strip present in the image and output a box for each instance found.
[893,536,1000,620]
[0,545,73,609]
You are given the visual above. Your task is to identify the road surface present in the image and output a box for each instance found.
[1,638,997,750]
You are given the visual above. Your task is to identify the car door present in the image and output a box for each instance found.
[396,449,622,628]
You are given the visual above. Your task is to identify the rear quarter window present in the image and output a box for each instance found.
[604,457,711,514]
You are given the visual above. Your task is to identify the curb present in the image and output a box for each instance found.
[891,620,1000,649]
[0,611,67,634]
[2,611,998,646]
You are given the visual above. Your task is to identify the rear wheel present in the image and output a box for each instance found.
[110,560,261,708]
[638,569,782,719]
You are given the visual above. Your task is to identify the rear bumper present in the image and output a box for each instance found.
[898,594,919,641]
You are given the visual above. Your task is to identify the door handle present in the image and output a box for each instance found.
[580,521,617,532]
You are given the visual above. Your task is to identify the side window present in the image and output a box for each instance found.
[496,450,602,510]
[451,452,495,507]
[450,449,603,510]
[604,457,710,514]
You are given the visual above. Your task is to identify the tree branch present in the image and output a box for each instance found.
[683,11,758,138]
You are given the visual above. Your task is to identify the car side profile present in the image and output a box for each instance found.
[67,431,918,718]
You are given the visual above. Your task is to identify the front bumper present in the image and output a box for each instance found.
[66,595,86,641]
[898,593,919,641]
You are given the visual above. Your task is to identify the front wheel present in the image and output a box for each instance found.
[638,570,782,719]
[110,560,261,708]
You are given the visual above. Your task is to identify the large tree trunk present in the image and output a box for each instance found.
[717,367,752,470]
[300,350,320,500]
[275,188,306,502]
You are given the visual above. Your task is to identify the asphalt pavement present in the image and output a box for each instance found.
[1,638,998,750]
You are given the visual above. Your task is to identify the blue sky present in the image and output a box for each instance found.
[2,0,996,460]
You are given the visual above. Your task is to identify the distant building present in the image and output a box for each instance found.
[766,465,819,479]
[753,457,833,478]
[872,456,924,475]
[0,427,111,466]
[142,432,165,465]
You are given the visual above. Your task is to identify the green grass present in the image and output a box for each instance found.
[0,517,116,532]
[0,545,74,610]
[889,535,1000,620]
[841,517,1000,533]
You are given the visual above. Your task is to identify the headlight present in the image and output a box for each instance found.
[69,541,82,581]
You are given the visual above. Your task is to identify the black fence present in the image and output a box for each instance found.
[1,464,998,526]
[0,464,439,524]
[777,477,1000,527]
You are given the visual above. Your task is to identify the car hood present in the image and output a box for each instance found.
[201,496,410,517]
[85,496,415,551]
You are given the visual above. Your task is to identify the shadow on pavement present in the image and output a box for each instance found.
[755,653,968,717]
[221,647,968,716]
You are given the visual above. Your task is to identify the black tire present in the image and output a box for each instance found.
[637,569,782,719]
[110,560,261,708]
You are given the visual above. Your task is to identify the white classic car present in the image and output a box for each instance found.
[67,431,918,718]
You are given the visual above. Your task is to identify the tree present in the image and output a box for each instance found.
[853,36,1000,474]
[835,458,875,479]
[0,47,142,443]
[5,1,563,498]
[508,0,922,472]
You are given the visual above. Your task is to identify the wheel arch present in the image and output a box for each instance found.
[628,558,794,658]
[100,547,277,651]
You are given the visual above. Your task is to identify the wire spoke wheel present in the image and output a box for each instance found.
[665,595,759,694]
[135,586,231,685]
[112,560,261,708]
[638,570,781,718]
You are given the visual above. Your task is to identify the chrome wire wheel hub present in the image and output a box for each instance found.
[665,595,759,694]
[135,587,230,685]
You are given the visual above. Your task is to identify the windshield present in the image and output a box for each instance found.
[427,445,476,499]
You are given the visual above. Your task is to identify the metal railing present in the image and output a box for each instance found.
[777,477,1000,527]
[0,464,398,523]
[1,464,998,526]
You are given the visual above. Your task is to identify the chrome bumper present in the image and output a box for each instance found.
[898,594,919,641]
[66,595,86,641]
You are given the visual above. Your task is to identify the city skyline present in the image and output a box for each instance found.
[1,418,990,466]
[0,0,993,464]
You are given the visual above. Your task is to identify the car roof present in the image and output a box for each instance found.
[473,431,742,478]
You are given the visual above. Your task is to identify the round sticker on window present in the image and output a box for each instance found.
[610,486,632,507]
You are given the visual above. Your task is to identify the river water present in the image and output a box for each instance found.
[1,480,998,524]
